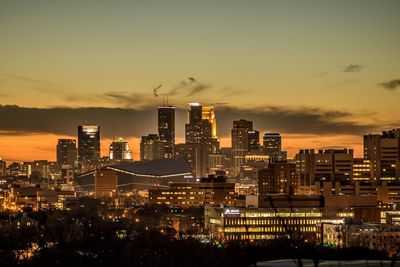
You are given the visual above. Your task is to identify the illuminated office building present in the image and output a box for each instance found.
[158,105,175,158]
[149,175,235,207]
[248,130,260,151]
[364,129,400,182]
[109,138,132,162]
[352,158,373,182]
[295,149,353,188]
[78,125,100,171]
[94,168,117,199]
[202,106,217,138]
[231,119,253,179]
[185,103,204,144]
[174,143,208,178]
[259,161,298,195]
[140,134,166,161]
[202,105,220,153]
[263,133,286,161]
[205,206,323,242]
[56,139,77,166]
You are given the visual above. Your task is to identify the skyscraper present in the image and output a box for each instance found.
[78,125,100,171]
[248,130,260,151]
[231,119,253,179]
[202,105,220,153]
[158,105,175,158]
[56,139,77,166]
[202,106,217,139]
[140,134,166,161]
[263,133,285,161]
[109,138,132,162]
[185,103,204,144]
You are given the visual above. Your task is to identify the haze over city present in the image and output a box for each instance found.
[1,0,400,162]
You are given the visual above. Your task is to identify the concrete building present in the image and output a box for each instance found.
[94,168,118,199]
[352,158,373,182]
[258,161,298,195]
[56,139,77,166]
[174,143,208,178]
[205,206,326,242]
[109,138,132,162]
[205,195,379,242]
[364,129,400,182]
[231,119,253,179]
[295,149,354,191]
[140,134,166,161]
[238,154,268,185]
[263,133,286,161]
[148,175,235,207]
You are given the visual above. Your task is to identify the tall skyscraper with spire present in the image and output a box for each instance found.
[158,105,175,158]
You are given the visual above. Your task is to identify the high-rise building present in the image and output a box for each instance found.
[56,139,77,166]
[174,143,208,178]
[185,103,204,144]
[78,125,100,171]
[263,133,285,160]
[158,105,175,158]
[259,161,298,195]
[109,138,132,162]
[231,119,253,179]
[140,134,166,161]
[248,130,260,151]
[202,105,220,153]
[202,106,217,138]
[183,103,219,176]
[364,129,400,182]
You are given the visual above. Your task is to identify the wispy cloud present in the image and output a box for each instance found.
[380,79,400,91]
[0,73,54,85]
[163,77,212,97]
[343,64,363,73]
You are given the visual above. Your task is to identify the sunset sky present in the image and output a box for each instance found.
[1,0,399,162]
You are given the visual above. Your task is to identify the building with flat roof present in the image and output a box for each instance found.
[78,125,100,172]
[95,168,118,199]
[148,175,235,207]
[158,105,175,158]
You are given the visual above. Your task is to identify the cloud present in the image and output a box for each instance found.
[343,64,363,73]
[0,73,53,85]
[214,106,380,137]
[163,77,212,97]
[327,79,360,88]
[0,105,384,141]
[380,79,400,91]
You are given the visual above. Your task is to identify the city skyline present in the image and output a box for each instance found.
[1,0,400,161]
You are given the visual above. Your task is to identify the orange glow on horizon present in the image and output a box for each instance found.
[0,133,363,163]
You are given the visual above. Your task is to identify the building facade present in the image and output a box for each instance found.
[78,125,100,172]
[158,105,175,158]
[109,138,132,162]
[56,139,77,166]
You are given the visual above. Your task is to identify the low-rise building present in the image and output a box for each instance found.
[149,175,235,207]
